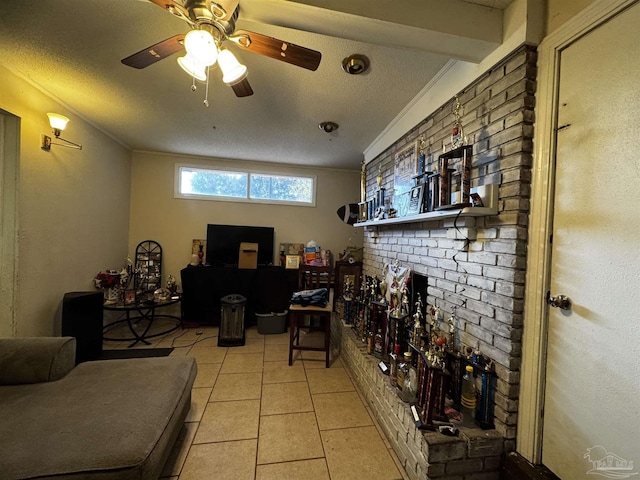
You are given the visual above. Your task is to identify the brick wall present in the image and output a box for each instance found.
[360,45,537,448]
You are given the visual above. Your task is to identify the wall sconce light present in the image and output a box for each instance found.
[41,113,83,151]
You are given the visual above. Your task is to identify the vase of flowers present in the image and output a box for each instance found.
[94,270,122,304]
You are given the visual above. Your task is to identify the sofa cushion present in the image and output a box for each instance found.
[0,337,76,385]
[0,356,197,480]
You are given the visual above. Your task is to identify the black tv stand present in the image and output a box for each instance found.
[180,265,298,326]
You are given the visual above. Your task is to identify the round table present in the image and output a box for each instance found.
[103,296,181,348]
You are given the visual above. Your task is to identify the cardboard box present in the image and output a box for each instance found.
[304,246,322,265]
[238,242,258,269]
[256,311,288,334]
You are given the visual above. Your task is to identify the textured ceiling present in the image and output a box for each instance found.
[0,0,515,169]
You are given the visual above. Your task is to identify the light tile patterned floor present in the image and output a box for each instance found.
[103,320,409,480]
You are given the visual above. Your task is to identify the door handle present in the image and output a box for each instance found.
[547,293,572,310]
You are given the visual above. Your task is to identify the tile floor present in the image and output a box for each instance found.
[103,318,409,480]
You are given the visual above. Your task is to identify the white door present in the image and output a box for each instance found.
[541,3,640,479]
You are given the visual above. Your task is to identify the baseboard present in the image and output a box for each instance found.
[502,452,559,480]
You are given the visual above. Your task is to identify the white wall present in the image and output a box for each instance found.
[0,65,131,337]
[546,0,597,33]
[129,151,363,288]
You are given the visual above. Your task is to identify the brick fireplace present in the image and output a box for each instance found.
[333,44,537,477]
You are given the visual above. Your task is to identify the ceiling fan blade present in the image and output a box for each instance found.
[147,0,191,21]
[121,35,185,69]
[231,78,254,97]
[211,0,239,22]
[232,30,321,71]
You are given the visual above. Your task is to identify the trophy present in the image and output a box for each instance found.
[360,161,366,203]
[446,310,460,354]
[417,135,427,174]
[451,95,467,149]
[412,293,424,348]
[376,165,384,199]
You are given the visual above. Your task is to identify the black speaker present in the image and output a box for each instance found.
[61,291,103,363]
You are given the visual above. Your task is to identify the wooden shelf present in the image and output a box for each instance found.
[355,184,498,228]
[355,206,497,228]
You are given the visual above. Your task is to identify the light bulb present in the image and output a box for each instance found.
[177,54,207,82]
[47,113,69,131]
[218,49,247,85]
[184,29,218,67]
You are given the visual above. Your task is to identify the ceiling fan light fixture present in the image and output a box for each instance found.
[177,54,207,82]
[184,29,218,67]
[218,49,247,85]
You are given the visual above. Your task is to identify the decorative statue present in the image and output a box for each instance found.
[166,274,178,295]
[343,277,353,301]
[433,306,441,326]
[413,293,424,349]
[125,256,133,277]
[428,305,440,348]
[119,268,130,289]
[414,293,423,320]
[379,278,388,303]
[412,310,422,346]
[400,283,410,315]
[388,261,400,315]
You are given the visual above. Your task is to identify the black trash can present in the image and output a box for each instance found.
[218,294,246,347]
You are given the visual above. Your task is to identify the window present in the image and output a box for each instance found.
[175,165,316,206]
[179,167,247,198]
[250,173,314,203]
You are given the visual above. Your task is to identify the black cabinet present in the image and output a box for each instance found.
[181,266,298,326]
[61,291,104,364]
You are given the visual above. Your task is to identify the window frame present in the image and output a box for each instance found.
[174,163,317,207]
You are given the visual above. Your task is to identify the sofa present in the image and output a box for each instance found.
[0,337,197,480]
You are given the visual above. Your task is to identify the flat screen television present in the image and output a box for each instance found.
[206,224,275,266]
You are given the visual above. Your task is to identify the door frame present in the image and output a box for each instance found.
[0,110,20,337]
[518,0,638,463]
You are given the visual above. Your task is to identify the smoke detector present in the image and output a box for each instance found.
[341,54,370,75]
[319,121,339,133]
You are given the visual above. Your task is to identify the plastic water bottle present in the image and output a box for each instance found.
[461,365,476,427]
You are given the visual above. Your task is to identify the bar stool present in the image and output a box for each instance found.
[288,265,333,368]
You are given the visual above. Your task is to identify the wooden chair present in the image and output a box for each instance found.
[288,265,333,368]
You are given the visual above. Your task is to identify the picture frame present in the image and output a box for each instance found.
[279,243,305,257]
[124,289,137,305]
[407,184,424,215]
[393,141,418,197]
[470,192,484,207]
[394,190,411,218]
[285,255,301,269]
[358,202,367,222]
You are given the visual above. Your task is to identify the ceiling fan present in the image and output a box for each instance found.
[121,0,322,99]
